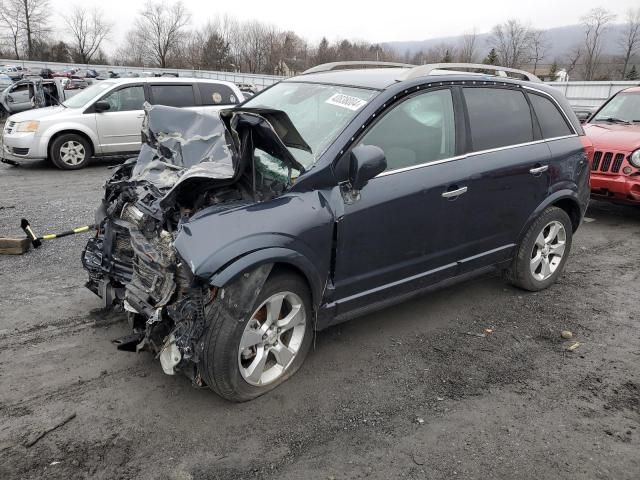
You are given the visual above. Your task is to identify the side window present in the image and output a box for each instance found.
[101,86,145,112]
[528,93,573,139]
[150,84,196,107]
[463,87,533,151]
[360,89,456,171]
[198,83,238,105]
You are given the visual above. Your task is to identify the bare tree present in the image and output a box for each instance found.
[582,7,616,80]
[565,45,582,79]
[131,1,190,68]
[459,29,478,63]
[0,0,49,59]
[489,19,533,68]
[530,29,549,74]
[64,6,112,64]
[619,8,640,79]
[0,0,23,58]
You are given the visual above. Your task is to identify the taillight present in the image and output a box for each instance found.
[580,136,594,164]
[580,136,594,188]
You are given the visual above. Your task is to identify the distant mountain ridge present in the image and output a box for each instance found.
[383,24,627,62]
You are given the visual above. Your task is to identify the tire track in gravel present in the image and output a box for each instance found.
[0,310,126,350]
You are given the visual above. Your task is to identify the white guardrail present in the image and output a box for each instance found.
[547,81,640,108]
[0,58,286,89]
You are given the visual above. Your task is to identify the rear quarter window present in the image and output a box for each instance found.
[150,84,195,107]
[463,87,534,151]
[198,83,238,105]
[528,93,573,139]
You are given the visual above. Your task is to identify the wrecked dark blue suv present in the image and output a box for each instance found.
[82,62,591,401]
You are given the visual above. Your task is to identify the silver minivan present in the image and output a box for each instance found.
[1,77,246,169]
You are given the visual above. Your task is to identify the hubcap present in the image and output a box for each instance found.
[530,220,566,281]
[59,140,86,166]
[238,291,306,386]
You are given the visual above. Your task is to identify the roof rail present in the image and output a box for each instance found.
[303,61,415,74]
[398,63,542,83]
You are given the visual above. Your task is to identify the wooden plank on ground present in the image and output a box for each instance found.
[0,237,30,255]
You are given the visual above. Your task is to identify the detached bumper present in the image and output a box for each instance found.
[591,173,640,204]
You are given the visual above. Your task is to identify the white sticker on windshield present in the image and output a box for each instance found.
[325,93,367,111]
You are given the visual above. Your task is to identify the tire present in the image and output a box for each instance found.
[506,206,573,292]
[201,271,313,402]
[49,134,91,170]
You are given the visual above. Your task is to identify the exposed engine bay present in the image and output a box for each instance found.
[82,103,310,383]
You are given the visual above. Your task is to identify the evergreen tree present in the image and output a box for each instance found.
[483,48,498,65]
[441,49,452,63]
[548,61,558,80]
[626,65,638,80]
[201,32,232,71]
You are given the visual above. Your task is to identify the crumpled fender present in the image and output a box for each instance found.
[174,190,336,307]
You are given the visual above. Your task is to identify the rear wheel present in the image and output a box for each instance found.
[50,133,91,170]
[201,271,313,402]
[506,206,573,291]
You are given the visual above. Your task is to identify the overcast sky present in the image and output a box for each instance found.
[51,0,639,49]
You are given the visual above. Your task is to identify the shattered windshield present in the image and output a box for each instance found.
[62,81,117,108]
[242,82,378,168]
[593,93,640,123]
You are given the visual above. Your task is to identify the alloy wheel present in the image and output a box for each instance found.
[530,220,566,281]
[238,291,307,386]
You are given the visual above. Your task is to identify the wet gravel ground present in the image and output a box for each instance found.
[1,159,639,480]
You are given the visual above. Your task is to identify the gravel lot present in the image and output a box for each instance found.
[1,158,639,480]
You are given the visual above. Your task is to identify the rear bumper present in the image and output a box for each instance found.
[590,173,640,204]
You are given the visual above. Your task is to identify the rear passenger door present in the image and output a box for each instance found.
[456,86,551,271]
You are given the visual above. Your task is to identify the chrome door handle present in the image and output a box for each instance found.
[136,114,145,118]
[530,165,549,174]
[441,186,468,198]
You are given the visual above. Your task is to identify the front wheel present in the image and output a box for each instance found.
[50,134,91,170]
[506,206,573,291]
[201,271,313,402]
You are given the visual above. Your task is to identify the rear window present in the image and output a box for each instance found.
[463,87,534,151]
[150,84,195,107]
[529,93,573,139]
[198,83,238,105]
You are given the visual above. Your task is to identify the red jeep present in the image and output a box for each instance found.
[583,87,640,205]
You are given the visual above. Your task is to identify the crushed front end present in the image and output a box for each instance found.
[82,103,308,384]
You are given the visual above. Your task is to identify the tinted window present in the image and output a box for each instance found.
[150,84,195,107]
[464,88,533,150]
[198,83,238,105]
[529,93,572,138]
[101,86,145,112]
[360,89,456,171]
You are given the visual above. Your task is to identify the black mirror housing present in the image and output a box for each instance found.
[349,145,386,190]
[94,100,110,112]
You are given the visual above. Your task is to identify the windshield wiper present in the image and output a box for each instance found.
[596,116,631,125]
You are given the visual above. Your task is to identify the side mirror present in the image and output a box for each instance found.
[349,145,386,190]
[94,100,110,112]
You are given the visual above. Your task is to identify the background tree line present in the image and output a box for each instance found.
[0,1,638,80]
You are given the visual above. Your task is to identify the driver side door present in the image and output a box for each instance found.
[94,84,147,154]
[332,88,470,318]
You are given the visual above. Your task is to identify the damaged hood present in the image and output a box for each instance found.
[112,103,309,217]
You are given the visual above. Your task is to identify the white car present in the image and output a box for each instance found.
[1,77,246,169]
